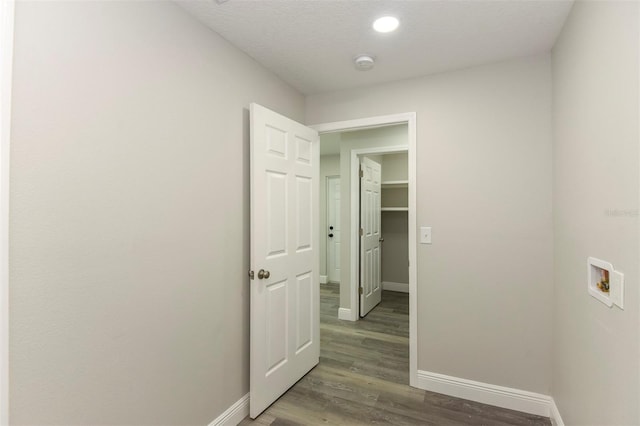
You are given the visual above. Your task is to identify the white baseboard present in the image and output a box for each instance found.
[338,307,355,321]
[382,281,409,293]
[549,399,565,426]
[320,275,327,284]
[207,373,562,426]
[416,370,552,418]
[208,393,249,426]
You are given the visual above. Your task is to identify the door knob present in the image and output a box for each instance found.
[329,233,334,238]
[379,237,384,242]
[329,226,334,230]
[258,269,270,279]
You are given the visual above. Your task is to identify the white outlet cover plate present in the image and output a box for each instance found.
[610,270,624,309]
[420,227,431,244]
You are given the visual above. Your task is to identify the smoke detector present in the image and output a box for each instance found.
[354,54,375,71]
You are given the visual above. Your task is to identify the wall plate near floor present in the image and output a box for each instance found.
[587,257,624,309]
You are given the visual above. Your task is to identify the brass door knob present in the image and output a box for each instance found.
[258,269,270,279]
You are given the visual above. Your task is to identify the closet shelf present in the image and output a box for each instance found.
[381,207,409,212]
[381,180,408,188]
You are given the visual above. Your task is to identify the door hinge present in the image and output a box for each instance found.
[359,168,364,178]
[360,228,364,236]
[359,287,363,295]
[248,270,255,280]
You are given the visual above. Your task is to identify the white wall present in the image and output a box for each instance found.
[9,2,304,424]
[381,153,408,182]
[319,154,340,279]
[552,1,639,424]
[306,55,553,395]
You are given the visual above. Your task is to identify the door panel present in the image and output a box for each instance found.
[296,177,312,251]
[250,103,319,418]
[266,171,287,257]
[265,280,288,373]
[360,157,382,317]
[295,272,313,353]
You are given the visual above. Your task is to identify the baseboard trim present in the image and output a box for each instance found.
[320,275,327,284]
[382,281,409,293]
[416,370,551,417]
[208,393,249,426]
[549,399,564,426]
[338,307,355,321]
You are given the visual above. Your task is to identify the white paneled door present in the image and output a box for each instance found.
[327,176,341,283]
[359,157,382,317]
[249,103,320,418]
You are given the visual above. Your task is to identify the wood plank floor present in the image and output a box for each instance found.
[240,283,551,425]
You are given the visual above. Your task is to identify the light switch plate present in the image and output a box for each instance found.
[420,227,432,244]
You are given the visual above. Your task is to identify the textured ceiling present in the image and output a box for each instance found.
[178,0,573,95]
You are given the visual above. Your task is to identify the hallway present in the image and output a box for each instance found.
[241,285,550,425]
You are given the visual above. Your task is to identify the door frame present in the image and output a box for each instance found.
[0,1,14,423]
[310,112,417,387]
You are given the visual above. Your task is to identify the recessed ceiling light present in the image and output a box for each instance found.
[373,16,399,33]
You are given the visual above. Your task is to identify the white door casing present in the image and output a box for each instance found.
[327,176,341,283]
[359,157,382,317]
[0,1,13,423]
[249,103,320,418]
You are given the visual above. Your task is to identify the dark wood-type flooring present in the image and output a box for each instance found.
[240,283,551,425]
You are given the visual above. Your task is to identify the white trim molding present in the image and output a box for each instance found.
[337,307,353,321]
[382,281,409,293]
[208,393,250,426]
[311,113,413,134]
[0,1,14,425]
[310,112,418,387]
[549,399,565,426]
[416,370,553,418]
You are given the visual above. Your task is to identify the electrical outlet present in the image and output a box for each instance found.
[420,227,432,244]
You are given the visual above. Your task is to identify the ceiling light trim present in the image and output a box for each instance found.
[373,16,399,33]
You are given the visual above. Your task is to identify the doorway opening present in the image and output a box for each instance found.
[357,149,408,317]
[247,106,417,419]
[313,113,417,387]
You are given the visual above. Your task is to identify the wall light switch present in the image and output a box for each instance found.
[420,227,432,244]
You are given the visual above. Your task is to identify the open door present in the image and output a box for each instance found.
[249,103,320,418]
[359,157,382,317]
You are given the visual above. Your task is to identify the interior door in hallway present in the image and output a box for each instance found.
[249,103,320,418]
[327,176,341,283]
[359,157,382,317]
